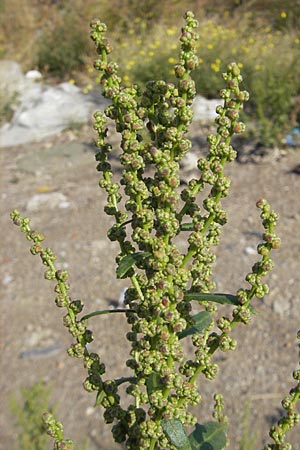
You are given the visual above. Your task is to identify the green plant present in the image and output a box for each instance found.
[9,381,53,450]
[238,401,258,450]
[10,11,300,450]
[0,91,18,126]
[36,9,88,77]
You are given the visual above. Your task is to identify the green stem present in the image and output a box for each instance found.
[115,376,137,386]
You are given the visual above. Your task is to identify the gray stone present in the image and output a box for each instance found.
[0,82,103,146]
[0,61,109,147]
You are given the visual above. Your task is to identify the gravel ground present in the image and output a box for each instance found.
[1,122,300,450]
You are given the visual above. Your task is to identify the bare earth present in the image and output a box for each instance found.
[1,121,300,450]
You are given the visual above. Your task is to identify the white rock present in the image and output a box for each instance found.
[86,406,95,416]
[25,70,43,80]
[0,80,107,147]
[26,192,69,211]
[192,95,221,122]
[58,200,71,209]
[2,274,13,285]
[181,151,199,172]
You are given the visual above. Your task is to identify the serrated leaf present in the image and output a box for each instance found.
[184,292,258,314]
[146,373,163,396]
[162,419,192,450]
[178,311,212,339]
[188,422,227,450]
[116,252,151,278]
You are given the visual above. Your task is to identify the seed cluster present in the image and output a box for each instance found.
[89,11,280,450]
[9,210,122,416]
[10,10,297,450]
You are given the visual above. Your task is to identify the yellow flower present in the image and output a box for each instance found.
[148,51,154,57]
[123,75,130,86]
[207,44,213,50]
[238,62,243,68]
[211,63,220,73]
[280,11,287,18]
[295,38,300,44]
[198,57,203,64]
[68,79,75,84]
[168,57,176,64]
[166,28,176,36]
[211,59,221,72]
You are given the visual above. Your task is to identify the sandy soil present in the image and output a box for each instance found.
[1,122,300,450]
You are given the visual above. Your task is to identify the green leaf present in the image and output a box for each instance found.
[116,252,151,278]
[162,419,192,450]
[180,222,194,231]
[178,311,212,339]
[184,292,239,306]
[80,308,134,321]
[146,373,163,396]
[188,422,227,450]
[184,292,258,314]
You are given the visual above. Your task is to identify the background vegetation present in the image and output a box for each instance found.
[1,0,300,145]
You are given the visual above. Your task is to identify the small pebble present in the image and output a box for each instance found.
[86,406,95,416]
[2,274,13,285]
[244,246,256,255]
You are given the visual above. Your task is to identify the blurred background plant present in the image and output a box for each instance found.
[9,380,90,450]
[9,381,54,450]
[238,401,258,450]
[0,0,299,146]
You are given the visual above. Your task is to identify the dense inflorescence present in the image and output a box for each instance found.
[10,10,300,450]
[88,11,280,450]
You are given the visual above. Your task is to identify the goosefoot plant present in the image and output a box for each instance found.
[10,11,300,450]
